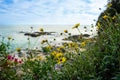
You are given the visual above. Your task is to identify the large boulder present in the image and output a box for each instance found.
[24,32,55,37]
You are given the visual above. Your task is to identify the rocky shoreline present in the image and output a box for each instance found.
[63,34,90,41]
[19,31,56,37]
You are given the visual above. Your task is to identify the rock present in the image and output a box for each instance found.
[24,33,31,35]
[24,32,56,37]
[19,31,25,33]
[82,34,90,37]
[62,35,81,41]
[63,34,90,41]
[30,32,40,37]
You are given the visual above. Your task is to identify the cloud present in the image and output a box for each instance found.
[0,0,108,25]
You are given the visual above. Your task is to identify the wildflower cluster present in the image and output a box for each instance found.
[56,46,65,52]
[1,0,119,78]
[80,41,86,48]
[7,55,22,66]
[29,55,46,61]
[51,51,66,64]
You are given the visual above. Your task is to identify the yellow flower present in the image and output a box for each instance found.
[7,36,12,40]
[57,48,61,52]
[51,51,57,56]
[103,15,108,19]
[96,22,101,30]
[96,26,99,30]
[55,53,63,58]
[41,39,48,44]
[107,3,112,7]
[57,57,66,64]
[30,58,35,61]
[41,40,45,44]
[63,37,67,40]
[64,30,68,33]
[63,42,68,47]
[68,42,73,47]
[80,41,86,47]
[97,22,100,26]
[40,28,44,32]
[46,45,52,50]
[112,16,116,20]
[16,48,21,52]
[72,23,80,29]
[36,56,46,61]
[57,46,65,52]
[68,42,78,48]
[59,46,64,49]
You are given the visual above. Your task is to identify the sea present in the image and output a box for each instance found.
[0,24,97,51]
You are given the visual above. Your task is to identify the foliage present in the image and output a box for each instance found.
[0,0,120,80]
[97,0,120,35]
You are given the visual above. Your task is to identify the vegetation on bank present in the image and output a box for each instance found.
[0,0,120,80]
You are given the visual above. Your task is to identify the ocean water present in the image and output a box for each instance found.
[0,25,97,50]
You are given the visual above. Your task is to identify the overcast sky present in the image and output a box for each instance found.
[0,0,108,25]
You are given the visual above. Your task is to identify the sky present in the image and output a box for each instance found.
[0,0,108,25]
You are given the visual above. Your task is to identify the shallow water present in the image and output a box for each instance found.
[0,24,97,50]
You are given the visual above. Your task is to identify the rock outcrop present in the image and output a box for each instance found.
[19,31,56,37]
